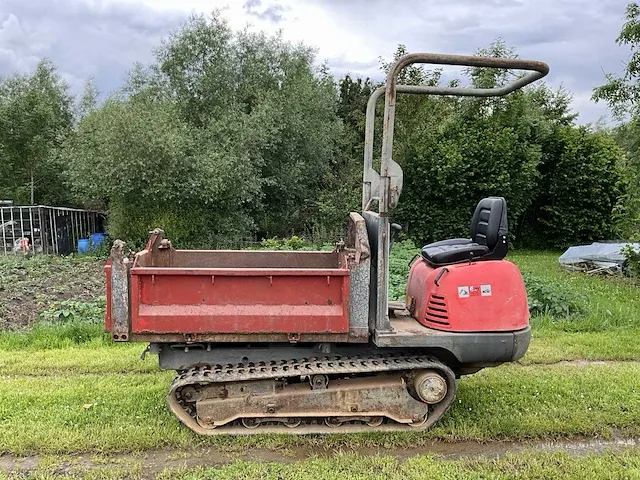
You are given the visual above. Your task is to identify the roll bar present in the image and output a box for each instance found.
[363,55,549,210]
[368,52,549,333]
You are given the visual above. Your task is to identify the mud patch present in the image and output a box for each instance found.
[1,436,638,478]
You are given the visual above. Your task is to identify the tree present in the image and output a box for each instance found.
[0,60,74,204]
[527,126,624,248]
[390,41,544,244]
[65,12,345,246]
[592,2,640,240]
[592,3,640,119]
[379,40,624,248]
[76,78,100,121]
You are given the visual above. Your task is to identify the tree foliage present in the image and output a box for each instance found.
[592,3,640,119]
[0,16,628,250]
[65,13,344,246]
[371,41,624,248]
[592,3,640,240]
[0,60,74,204]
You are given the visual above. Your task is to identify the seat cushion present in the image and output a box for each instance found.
[423,238,471,248]
[421,242,490,266]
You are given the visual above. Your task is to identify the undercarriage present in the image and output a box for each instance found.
[167,352,457,434]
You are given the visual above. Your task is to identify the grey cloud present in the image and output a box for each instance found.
[0,0,187,98]
[257,4,287,23]
[310,0,629,123]
[243,0,262,10]
[243,0,287,23]
[0,0,631,124]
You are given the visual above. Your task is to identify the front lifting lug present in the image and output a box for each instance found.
[288,333,301,343]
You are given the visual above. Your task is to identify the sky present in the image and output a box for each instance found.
[0,0,632,124]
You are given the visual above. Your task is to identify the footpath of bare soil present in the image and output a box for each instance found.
[1,436,639,478]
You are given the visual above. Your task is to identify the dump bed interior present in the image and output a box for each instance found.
[134,248,343,269]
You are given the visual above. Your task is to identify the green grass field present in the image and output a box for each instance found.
[0,247,639,478]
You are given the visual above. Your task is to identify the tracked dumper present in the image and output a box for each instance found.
[104,52,549,434]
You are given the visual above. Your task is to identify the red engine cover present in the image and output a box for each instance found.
[406,258,529,332]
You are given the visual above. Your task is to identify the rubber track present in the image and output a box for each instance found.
[167,352,458,435]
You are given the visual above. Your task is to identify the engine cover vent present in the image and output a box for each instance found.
[425,293,449,325]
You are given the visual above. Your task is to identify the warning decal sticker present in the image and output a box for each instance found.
[458,285,492,298]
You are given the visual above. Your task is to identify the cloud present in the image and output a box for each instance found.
[243,0,287,23]
[0,0,631,123]
[304,0,630,123]
[0,0,187,97]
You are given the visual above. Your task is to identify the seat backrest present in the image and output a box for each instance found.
[470,197,508,248]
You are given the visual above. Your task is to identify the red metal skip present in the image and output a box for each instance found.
[106,266,351,335]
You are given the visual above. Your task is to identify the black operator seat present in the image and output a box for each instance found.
[421,197,508,267]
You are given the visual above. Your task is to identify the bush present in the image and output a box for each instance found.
[389,240,419,301]
[622,244,640,277]
[39,297,106,325]
[260,236,308,251]
[520,126,624,249]
[523,274,585,317]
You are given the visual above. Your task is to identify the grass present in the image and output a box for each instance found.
[0,244,639,476]
[511,250,640,332]
[135,450,640,480]
[1,450,640,480]
[1,362,639,455]
[0,244,637,356]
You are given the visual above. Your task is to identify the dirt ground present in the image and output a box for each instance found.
[0,254,105,330]
[1,436,638,479]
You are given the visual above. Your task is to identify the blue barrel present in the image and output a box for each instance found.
[78,238,90,254]
[90,232,108,249]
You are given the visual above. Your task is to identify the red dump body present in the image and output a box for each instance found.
[105,231,355,343]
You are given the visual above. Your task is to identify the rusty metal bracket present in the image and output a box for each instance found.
[288,333,301,343]
[110,239,130,341]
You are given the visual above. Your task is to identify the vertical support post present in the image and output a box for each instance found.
[68,210,78,252]
[47,209,55,255]
[375,71,400,333]
[110,240,130,341]
[18,207,25,244]
[9,208,15,255]
[38,208,46,254]
[52,209,59,254]
[72,211,78,251]
[28,207,35,254]
[0,207,6,255]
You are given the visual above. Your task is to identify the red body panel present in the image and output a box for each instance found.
[113,266,350,335]
[406,258,529,332]
[104,261,112,332]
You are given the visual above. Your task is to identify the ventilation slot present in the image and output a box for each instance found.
[425,293,449,325]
